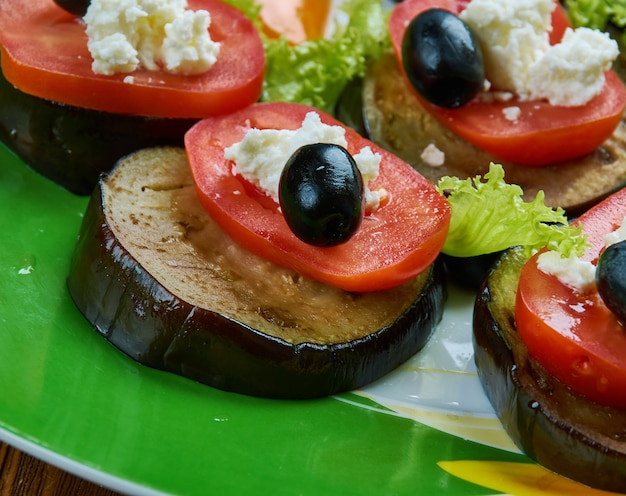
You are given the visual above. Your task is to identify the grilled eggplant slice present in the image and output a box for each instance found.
[364,52,626,216]
[0,63,195,195]
[67,147,446,398]
[473,248,626,493]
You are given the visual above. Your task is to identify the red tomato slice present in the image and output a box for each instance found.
[516,187,626,409]
[0,0,265,118]
[185,102,451,292]
[389,0,626,166]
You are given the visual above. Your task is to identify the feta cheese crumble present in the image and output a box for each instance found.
[420,143,445,167]
[224,112,387,212]
[502,106,521,122]
[460,0,619,107]
[537,216,626,291]
[84,0,220,76]
[537,251,596,291]
[605,217,626,247]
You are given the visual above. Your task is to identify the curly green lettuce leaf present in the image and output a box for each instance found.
[261,0,390,113]
[220,0,261,21]
[220,0,389,112]
[436,163,588,258]
[565,0,626,41]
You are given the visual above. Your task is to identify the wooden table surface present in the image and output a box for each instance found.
[0,442,121,496]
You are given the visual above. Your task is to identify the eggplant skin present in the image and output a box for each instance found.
[440,252,501,290]
[67,147,446,399]
[473,248,626,493]
[0,65,195,196]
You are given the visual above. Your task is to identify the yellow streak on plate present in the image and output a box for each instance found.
[438,461,621,496]
[388,401,518,452]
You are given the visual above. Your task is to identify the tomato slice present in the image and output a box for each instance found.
[516,187,626,409]
[0,0,265,118]
[389,0,626,166]
[185,102,451,292]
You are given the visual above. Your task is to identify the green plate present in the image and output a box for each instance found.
[0,143,595,496]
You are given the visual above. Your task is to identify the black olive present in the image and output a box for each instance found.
[401,8,485,108]
[596,240,626,323]
[279,143,364,247]
[54,0,89,17]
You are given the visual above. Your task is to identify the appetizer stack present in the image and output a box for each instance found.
[474,188,626,492]
[369,0,626,214]
[0,0,265,195]
[66,103,450,398]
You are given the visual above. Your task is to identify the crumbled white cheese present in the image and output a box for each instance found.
[527,27,618,106]
[84,0,220,76]
[352,146,388,211]
[162,10,219,74]
[502,106,521,121]
[460,0,619,107]
[478,90,514,103]
[605,216,626,247]
[420,143,445,167]
[538,216,626,291]
[224,112,387,212]
[537,250,596,291]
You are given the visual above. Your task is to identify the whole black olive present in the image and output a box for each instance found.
[279,143,364,247]
[55,0,89,17]
[401,8,485,108]
[596,240,626,323]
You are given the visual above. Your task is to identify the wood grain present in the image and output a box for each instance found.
[0,442,121,496]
